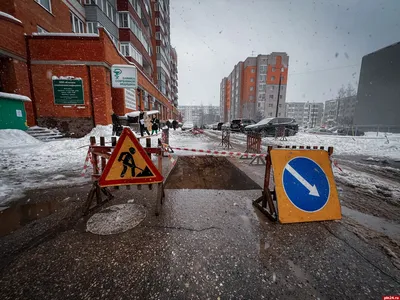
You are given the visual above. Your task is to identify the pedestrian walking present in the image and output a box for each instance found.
[111,111,123,136]
[139,110,150,137]
[172,119,178,131]
[152,115,160,135]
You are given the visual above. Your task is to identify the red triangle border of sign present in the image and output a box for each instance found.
[98,128,164,187]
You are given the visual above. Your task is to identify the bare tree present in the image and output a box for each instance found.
[345,83,356,97]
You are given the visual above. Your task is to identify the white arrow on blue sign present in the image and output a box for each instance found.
[282,157,330,213]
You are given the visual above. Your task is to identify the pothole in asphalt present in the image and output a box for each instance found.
[164,156,261,190]
[86,203,146,235]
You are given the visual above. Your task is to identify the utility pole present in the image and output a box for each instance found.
[275,75,282,118]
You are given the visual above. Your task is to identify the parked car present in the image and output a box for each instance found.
[221,122,231,130]
[244,117,298,137]
[211,123,218,130]
[217,122,224,130]
[337,127,365,136]
[231,119,256,132]
[182,122,194,131]
[307,127,335,135]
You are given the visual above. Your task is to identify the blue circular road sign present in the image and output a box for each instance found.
[282,157,330,213]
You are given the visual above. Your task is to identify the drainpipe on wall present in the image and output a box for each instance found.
[86,65,96,128]
[25,36,38,125]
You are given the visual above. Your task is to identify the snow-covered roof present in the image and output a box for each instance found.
[52,75,82,80]
[32,32,99,37]
[0,92,31,102]
[125,110,160,118]
[0,11,22,24]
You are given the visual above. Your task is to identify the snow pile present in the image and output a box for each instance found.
[32,32,99,37]
[0,129,41,147]
[272,133,400,160]
[0,92,31,102]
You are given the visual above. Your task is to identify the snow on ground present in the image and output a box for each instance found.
[0,126,163,205]
[272,132,400,161]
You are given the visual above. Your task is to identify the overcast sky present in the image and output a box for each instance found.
[170,0,400,106]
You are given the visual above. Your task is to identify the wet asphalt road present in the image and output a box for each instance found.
[0,130,399,299]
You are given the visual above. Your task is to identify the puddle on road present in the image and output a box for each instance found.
[0,200,60,236]
[342,206,400,240]
[165,156,261,190]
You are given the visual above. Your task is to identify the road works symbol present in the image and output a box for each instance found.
[99,128,163,187]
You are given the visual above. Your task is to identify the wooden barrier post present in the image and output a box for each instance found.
[146,137,152,159]
[252,146,277,221]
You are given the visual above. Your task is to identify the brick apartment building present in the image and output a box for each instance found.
[0,0,178,136]
[220,53,289,122]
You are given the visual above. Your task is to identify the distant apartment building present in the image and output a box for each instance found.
[0,0,179,136]
[286,102,324,128]
[354,41,400,131]
[323,96,357,126]
[179,105,220,126]
[220,53,289,122]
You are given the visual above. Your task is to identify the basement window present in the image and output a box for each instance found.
[35,0,52,12]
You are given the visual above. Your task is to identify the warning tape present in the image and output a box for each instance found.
[169,147,267,158]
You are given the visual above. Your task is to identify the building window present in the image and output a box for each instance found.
[120,43,129,56]
[259,65,267,74]
[268,112,273,117]
[272,67,276,72]
[259,74,266,82]
[250,78,254,83]
[279,104,282,107]
[156,46,160,53]
[155,18,159,25]
[106,2,115,22]
[87,22,98,34]
[119,12,128,27]
[281,67,284,72]
[102,0,107,12]
[250,87,254,91]
[268,103,273,107]
[269,95,274,99]
[279,95,283,99]
[155,32,161,40]
[71,12,84,33]
[35,0,51,12]
[278,113,281,116]
[271,76,275,81]
[37,25,48,33]
[251,68,255,73]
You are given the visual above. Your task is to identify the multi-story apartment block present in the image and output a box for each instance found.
[220,52,289,122]
[323,96,357,126]
[179,105,220,127]
[0,0,178,136]
[286,102,324,128]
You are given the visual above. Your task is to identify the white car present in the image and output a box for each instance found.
[182,122,194,131]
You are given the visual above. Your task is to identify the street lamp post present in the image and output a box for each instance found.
[275,75,282,118]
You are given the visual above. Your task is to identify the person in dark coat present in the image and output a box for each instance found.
[151,115,160,135]
[172,120,178,131]
[139,110,150,137]
[111,112,123,136]
[166,120,171,128]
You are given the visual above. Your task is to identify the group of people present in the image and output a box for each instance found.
[166,119,179,131]
[111,110,179,137]
[139,110,160,137]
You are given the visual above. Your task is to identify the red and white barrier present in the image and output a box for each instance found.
[170,147,267,157]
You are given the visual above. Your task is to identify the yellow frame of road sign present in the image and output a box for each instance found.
[270,149,341,223]
[99,128,163,187]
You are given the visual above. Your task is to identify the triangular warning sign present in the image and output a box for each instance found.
[99,128,163,187]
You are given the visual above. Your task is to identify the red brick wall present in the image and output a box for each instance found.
[2,0,73,34]
[241,66,256,117]
[0,17,26,59]
[90,66,112,125]
[30,64,92,118]
[29,36,103,62]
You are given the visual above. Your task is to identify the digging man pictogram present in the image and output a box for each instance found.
[118,147,143,178]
